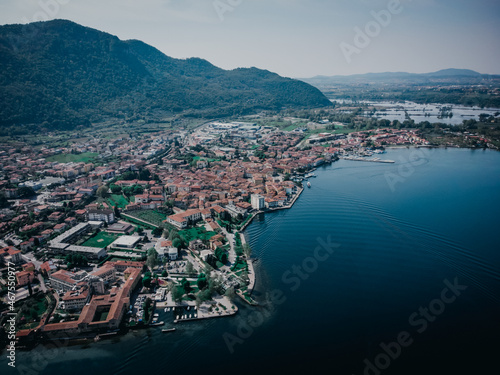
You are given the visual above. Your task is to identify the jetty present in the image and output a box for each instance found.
[342,156,395,163]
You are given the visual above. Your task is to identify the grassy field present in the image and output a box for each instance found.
[82,232,121,248]
[107,194,130,209]
[127,210,167,226]
[179,227,217,242]
[46,152,98,163]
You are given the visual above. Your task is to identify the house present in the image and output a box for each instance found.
[16,270,35,287]
[168,247,178,261]
[1,246,23,264]
[40,260,57,276]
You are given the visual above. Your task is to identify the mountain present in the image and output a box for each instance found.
[0,20,331,133]
[301,69,498,85]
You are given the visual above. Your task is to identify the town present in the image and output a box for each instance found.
[0,116,431,348]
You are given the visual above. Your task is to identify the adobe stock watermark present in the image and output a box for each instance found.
[355,278,467,375]
[384,147,431,192]
[222,236,340,354]
[213,0,244,22]
[339,0,412,64]
[7,0,71,53]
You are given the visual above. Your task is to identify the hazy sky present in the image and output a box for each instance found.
[1,0,499,78]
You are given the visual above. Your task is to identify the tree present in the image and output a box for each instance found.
[215,248,228,264]
[30,308,39,321]
[152,227,163,237]
[146,248,158,270]
[198,288,212,302]
[110,184,122,194]
[17,186,36,198]
[185,261,195,276]
[142,271,152,288]
[172,237,183,249]
[181,278,192,294]
[133,185,144,195]
[225,286,235,300]
[96,186,109,199]
[27,280,33,297]
[197,273,207,290]
[161,270,168,277]
[172,285,184,302]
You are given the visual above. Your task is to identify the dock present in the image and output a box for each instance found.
[342,156,395,163]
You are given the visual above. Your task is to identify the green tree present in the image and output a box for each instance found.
[197,273,207,290]
[110,184,122,194]
[172,285,184,302]
[17,186,36,198]
[142,271,152,288]
[185,261,195,276]
[96,185,109,199]
[181,278,192,294]
[146,248,158,270]
[215,248,228,264]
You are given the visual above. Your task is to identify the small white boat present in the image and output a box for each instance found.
[307,181,311,188]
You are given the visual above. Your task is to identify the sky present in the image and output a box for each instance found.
[1,0,499,78]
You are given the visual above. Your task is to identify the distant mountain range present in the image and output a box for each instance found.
[0,20,331,133]
[301,69,500,85]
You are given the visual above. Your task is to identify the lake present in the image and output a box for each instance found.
[2,148,499,375]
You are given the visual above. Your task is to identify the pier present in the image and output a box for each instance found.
[341,156,395,163]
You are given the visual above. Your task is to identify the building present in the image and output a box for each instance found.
[109,236,141,250]
[166,209,202,229]
[48,223,107,260]
[168,247,178,261]
[91,264,116,283]
[1,246,23,265]
[61,287,91,311]
[50,270,82,292]
[87,209,115,224]
[16,270,35,287]
[108,260,144,273]
[40,260,58,276]
[42,267,141,336]
[107,222,135,235]
[251,194,265,210]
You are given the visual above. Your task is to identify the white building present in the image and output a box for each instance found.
[109,236,141,250]
[251,194,265,210]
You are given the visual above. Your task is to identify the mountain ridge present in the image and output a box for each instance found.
[0,19,331,133]
[302,68,496,81]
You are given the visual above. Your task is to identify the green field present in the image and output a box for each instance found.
[46,152,98,163]
[127,210,167,226]
[179,227,217,242]
[107,194,130,208]
[82,232,121,248]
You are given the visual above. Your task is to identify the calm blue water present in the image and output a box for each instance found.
[2,148,500,375]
